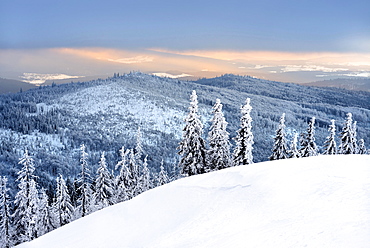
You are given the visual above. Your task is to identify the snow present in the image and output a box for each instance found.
[17,155,370,248]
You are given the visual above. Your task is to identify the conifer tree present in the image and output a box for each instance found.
[128,149,141,197]
[289,133,301,158]
[353,121,358,153]
[94,152,115,209]
[323,119,337,155]
[115,146,130,202]
[233,98,254,166]
[208,99,231,171]
[157,160,169,186]
[78,144,93,217]
[0,177,13,248]
[13,150,39,244]
[269,113,289,160]
[137,155,152,194]
[358,139,367,154]
[300,117,318,157]
[55,175,74,227]
[37,189,55,237]
[135,126,144,165]
[339,113,356,154]
[178,90,207,176]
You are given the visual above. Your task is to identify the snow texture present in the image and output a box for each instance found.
[17,155,370,248]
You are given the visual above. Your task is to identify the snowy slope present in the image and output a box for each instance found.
[18,155,370,248]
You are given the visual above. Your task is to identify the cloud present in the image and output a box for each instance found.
[107,56,153,64]
[281,65,349,73]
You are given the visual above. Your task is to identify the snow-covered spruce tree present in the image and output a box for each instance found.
[300,117,318,157]
[289,133,301,158]
[0,177,13,248]
[178,90,207,176]
[352,121,358,153]
[269,113,289,160]
[339,113,356,154]
[134,126,144,166]
[207,98,231,171]
[13,150,39,244]
[323,119,337,155]
[37,189,55,237]
[115,146,130,202]
[78,144,93,217]
[233,98,254,166]
[137,155,152,194]
[157,160,169,186]
[128,149,141,197]
[358,139,367,154]
[94,152,115,210]
[55,175,74,227]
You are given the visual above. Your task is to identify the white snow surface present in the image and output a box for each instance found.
[18,155,370,248]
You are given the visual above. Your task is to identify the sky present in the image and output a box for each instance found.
[1,0,370,84]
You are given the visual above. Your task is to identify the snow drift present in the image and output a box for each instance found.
[18,155,370,248]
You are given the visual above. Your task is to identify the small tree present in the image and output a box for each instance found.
[37,189,55,237]
[289,133,301,158]
[300,117,318,157]
[323,119,337,155]
[0,177,13,248]
[339,113,356,154]
[137,155,152,194]
[233,98,254,166]
[55,175,74,227]
[135,126,144,165]
[207,99,231,171]
[157,160,169,186]
[94,152,115,209]
[269,113,289,160]
[358,139,367,154]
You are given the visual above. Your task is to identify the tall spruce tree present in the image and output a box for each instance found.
[0,177,13,248]
[323,119,337,155]
[207,99,231,171]
[13,150,39,244]
[55,175,74,227]
[115,146,130,202]
[353,121,358,153]
[233,98,254,166]
[135,126,144,165]
[300,117,318,157]
[137,155,152,194]
[128,149,140,197]
[178,90,207,176]
[269,113,289,160]
[339,113,356,154]
[289,133,301,158]
[78,144,93,217]
[94,152,115,209]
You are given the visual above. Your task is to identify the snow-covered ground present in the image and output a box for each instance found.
[18,155,370,248]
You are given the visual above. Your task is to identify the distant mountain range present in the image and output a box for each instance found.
[305,78,370,92]
[0,77,37,94]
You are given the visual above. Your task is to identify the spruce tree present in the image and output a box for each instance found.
[207,99,231,171]
[178,90,207,176]
[135,126,144,165]
[115,146,130,202]
[157,160,169,186]
[289,133,301,158]
[300,117,318,157]
[55,175,74,227]
[137,155,152,194]
[352,121,358,153]
[13,150,39,244]
[128,149,140,197]
[323,119,337,155]
[339,113,356,154]
[0,177,13,248]
[37,189,55,237]
[78,144,93,217]
[358,139,367,154]
[269,113,289,160]
[94,152,115,209]
[233,98,254,166]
